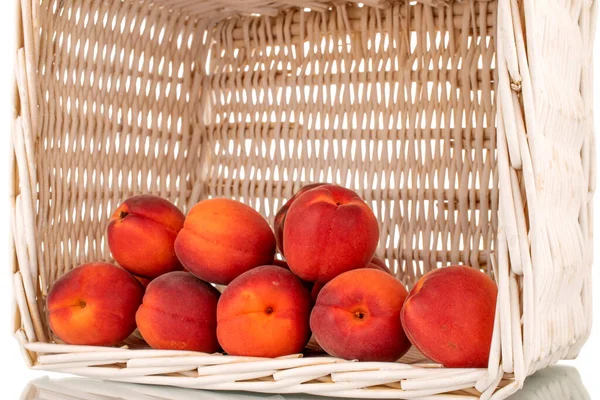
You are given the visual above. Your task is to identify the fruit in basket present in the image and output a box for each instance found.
[107,195,185,279]
[47,262,144,346]
[274,183,324,255]
[311,256,392,301]
[175,198,276,285]
[136,271,221,352]
[283,184,380,283]
[401,266,498,368]
[217,265,311,357]
[310,269,411,362]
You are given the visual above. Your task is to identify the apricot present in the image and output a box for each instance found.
[47,262,144,346]
[401,266,498,368]
[310,269,411,362]
[274,183,324,255]
[311,256,392,302]
[107,195,185,278]
[217,265,311,357]
[136,271,220,352]
[175,198,276,285]
[283,185,380,283]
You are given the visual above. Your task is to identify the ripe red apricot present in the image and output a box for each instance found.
[283,185,380,283]
[47,262,144,346]
[311,256,393,302]
[136,271,221,352]
[274,183,324,255]
[310,269,411,362]
[217,265,312,357]
[401,266,498,368]
[107,195,185,278]
[175,198,276,285]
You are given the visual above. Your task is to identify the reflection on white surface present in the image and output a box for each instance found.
[505,367,590,400]
[21,366,589,400]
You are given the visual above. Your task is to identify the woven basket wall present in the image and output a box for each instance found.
[10,0,597,399]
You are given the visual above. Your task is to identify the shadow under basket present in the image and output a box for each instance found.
[10,0,596,399]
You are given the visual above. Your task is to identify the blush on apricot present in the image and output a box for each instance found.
[311,256,392,302]
[217,265,312,357]
[401,266,498,368]
[283,185,380,283]
[107,195,185,278]
[274,183,324,255]
[47,262,144,346]
[310,269,411,362]
[136,271,221,352]
[175,198,276,285]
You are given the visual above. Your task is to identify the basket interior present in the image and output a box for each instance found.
[35,0,498,290]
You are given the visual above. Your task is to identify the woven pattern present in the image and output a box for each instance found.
[204,2,498,287]
[9,0,597,399]
[152,0,457,20]
[35,0,212,285]
[520,0,596,373]
[33,0,499,289]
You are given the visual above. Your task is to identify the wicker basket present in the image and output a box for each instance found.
[18,366,592,400]
[10,0,597,398]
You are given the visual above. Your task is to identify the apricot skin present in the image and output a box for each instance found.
[47,262,144,346]
[217,265,312,358]
[107,195,185,278]
[401,266,498,368]
[273,183,324,255]
[136,271,221,352]
[310,269,411,362]
[175,198,276,285]
[311,256,392,302]
[283,185,380,283]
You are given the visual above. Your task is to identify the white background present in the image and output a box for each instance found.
[0,2,598,399]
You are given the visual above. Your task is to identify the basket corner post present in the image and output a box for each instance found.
[11,0,48,370]
[494,0,598,388]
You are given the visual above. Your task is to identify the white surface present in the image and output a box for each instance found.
[0,2,598,400]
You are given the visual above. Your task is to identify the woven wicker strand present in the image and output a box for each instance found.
[10,0,597,399]
[152,0,460,19]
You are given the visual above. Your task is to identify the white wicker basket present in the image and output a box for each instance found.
[10,0,597,399]
[19,366,592,400]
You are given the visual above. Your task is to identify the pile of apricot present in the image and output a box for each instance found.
[47,184,497,368]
